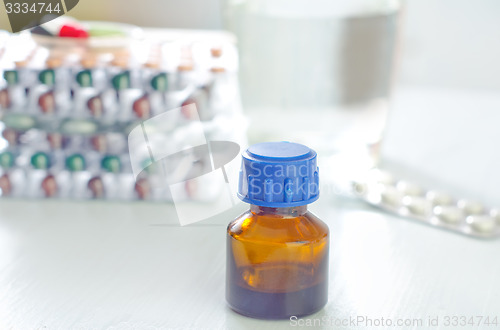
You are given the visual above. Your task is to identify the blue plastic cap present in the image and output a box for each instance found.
[237,141,319,207]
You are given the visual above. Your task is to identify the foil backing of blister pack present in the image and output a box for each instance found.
[353,168,500,239]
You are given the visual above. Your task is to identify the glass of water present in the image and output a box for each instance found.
[223,0,402,166]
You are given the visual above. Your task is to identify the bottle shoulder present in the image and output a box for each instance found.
[227,209,329,243]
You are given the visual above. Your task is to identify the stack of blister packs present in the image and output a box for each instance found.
[0,30,246,201]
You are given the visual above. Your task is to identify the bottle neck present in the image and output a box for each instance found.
[250,204,308,217]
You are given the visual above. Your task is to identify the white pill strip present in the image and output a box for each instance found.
[353,168,500,239]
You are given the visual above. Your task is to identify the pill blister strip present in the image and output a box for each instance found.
[352,168,500,239]
[0,31,246,201]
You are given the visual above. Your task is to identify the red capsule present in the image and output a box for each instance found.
[181,99,197,119]
[41,175,58,198]
[87,95,104,117]
[88,176,105,199]
[135,178,150,200]
[59,24,89,39]
[132,94,151,119]
[0,89,10,108]
[90,135,107,153]
[2,129,19,145]
[185,179,197,198]
[47,133,64,149]
[0,174,12,196]
[38,91,56,114]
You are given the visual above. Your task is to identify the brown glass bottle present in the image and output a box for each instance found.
[226,204,329,319]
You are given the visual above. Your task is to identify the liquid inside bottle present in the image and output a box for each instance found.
[226,205,329,319]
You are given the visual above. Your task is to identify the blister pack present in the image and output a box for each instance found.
[353,168,500,239]
[0,29,245,201]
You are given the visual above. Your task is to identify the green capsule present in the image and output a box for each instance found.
[31,152,50,170]
[66,154,86,172]
[151,73,167,92]
[61,119,98,135]
[111,71,130,90]
[76,70,93,87]
[3,70,18,85]
[39,69,55,86]
[101,155,121,173]
[2,114,36,131]
[0,151,14,169]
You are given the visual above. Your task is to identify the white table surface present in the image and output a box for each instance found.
[1,87,500,329]
[0,195,499,330]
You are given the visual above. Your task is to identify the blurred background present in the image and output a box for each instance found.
[2,0,498,91]
[1,0,500,205]
[1,0,500,208]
